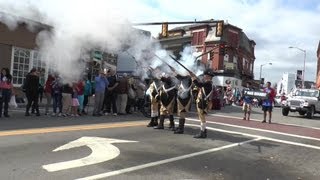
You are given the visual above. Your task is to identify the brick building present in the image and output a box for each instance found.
[0,13,52,87]
[159,21,256,88]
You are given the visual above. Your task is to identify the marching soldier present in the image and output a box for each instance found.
[146,77,161,127]
[174,73,193,134]
[154,73,176,130]
[191,69,215,138]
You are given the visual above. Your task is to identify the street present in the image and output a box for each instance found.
[0,106,319,180]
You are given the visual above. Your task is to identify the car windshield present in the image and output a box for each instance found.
[295,90,319,97]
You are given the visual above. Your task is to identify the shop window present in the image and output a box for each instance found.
[11,47,31,85]
[11,47,54,86]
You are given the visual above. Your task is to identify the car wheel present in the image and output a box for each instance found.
[298,111,306,116]
[306,106,315,119]
[282,107,289,116]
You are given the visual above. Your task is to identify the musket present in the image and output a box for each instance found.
[169,55,196,77]
[152,53,177,73]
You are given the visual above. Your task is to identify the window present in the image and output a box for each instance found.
[12,47,31,85]
[32,51,46,85]
[11,47,54,86]
[192,30,206,46]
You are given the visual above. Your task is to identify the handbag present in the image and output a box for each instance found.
[9,95,18,108]
[128,87,136,99]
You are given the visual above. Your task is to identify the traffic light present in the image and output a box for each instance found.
[215,21,224,37]
[219,44,227,56]
[260,78,265,85]
[161,23,168,37]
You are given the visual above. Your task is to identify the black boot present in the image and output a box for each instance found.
[36,108,40,116]
[147,117,155,127]
[153,117,158,126]
[25,105,30,116]
[193,129,207,138]
[168,115,175,131]
[154,115,164,129]
[174,118,185,134]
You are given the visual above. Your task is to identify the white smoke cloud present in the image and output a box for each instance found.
[0,0,203,84]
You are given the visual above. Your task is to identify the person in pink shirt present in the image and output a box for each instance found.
[0,68,13,118]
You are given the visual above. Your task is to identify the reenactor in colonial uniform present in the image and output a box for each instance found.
[154,73,176,130]
[146,77,161,127]
[174,73,193,134]
[191,69,215,138]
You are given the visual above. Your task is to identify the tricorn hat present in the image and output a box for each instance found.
[203,68,215,77]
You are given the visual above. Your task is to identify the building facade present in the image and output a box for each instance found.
[0,16,52,87]
[159,21,256,87]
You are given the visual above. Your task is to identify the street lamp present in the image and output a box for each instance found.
[259,62,272,81]
[289,46,306,88]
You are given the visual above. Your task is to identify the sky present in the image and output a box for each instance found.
[0,0,319,84]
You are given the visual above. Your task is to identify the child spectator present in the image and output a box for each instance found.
[71,83,80,116]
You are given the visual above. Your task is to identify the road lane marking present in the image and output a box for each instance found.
[43,137,138,172]
[207,113,320,130]
[0,121,146,137]
[76,138,261,180]
[186,117,320,142]
[184,122,320,150]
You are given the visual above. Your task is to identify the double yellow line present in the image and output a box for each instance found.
[0,121,146,137]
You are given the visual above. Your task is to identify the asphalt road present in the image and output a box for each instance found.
[0,105,319,180]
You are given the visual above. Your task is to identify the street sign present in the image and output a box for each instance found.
[42,137,137,172]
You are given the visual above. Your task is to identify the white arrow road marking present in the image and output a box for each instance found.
[76,138,261,180]
[42,137,137,172]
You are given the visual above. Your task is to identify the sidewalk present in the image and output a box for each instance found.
[205,115,320,139]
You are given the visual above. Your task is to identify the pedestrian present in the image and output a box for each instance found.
[146,77,161,127]
[191,69,214,138]
[116,73,129,115]
[44,74,55,115]
[51,75,63,116]
[126,76,136,114]
[93,70,109,116]
[261,81,276,124]
[103,69,118,116]
[25,68,40,116]
[135,79,146,112]
[62,83,72,117]
[71,83,80,117]
[174,73,192,134]
[82,76,92,115]
[154,73,176,130]
[241,82,253,121]
[0,68,13,118]
[77,79,85,115]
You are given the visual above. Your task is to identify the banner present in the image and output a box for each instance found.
[243,90,267,99]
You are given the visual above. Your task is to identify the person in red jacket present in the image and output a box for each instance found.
[44,74,55,115]
[262,82,276,124]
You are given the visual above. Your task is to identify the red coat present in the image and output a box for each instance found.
[44,75,55,94]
